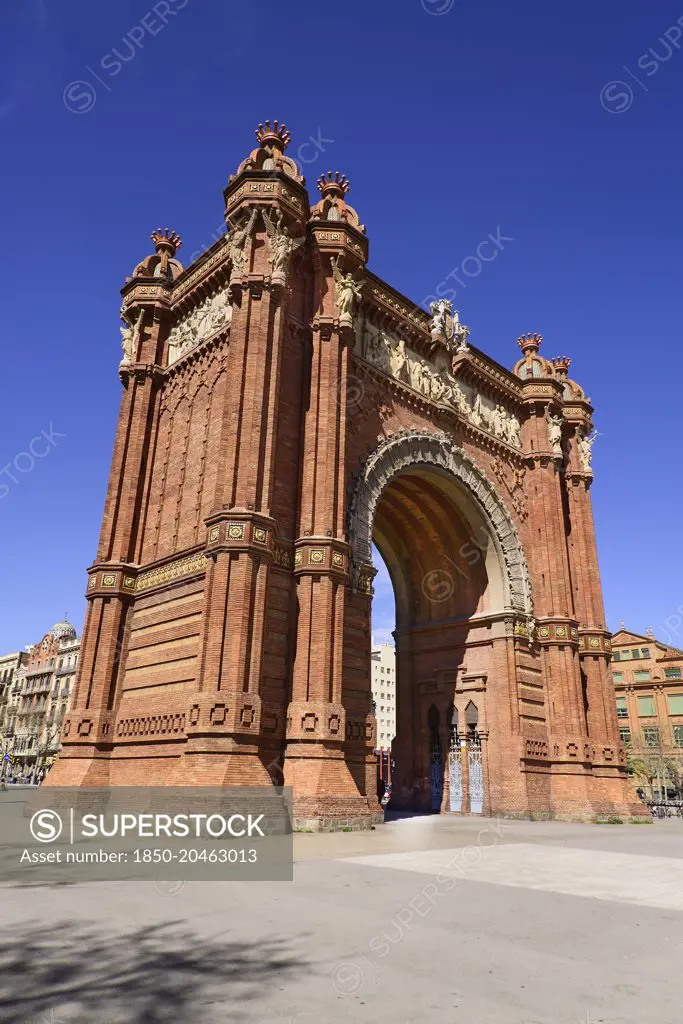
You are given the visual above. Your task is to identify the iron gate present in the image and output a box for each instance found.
[431,738,443,811]
[448,736,463,812]
[468,733,484,814]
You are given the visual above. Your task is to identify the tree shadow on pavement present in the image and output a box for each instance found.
[0,918,309,1024]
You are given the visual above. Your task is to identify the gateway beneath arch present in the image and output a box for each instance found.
[46,121,642,827]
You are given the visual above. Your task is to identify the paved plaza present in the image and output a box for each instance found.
[1,814,681,1024]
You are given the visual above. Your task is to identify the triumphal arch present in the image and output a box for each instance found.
[46,121,642,826]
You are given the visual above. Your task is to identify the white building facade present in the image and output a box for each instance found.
[371,643,397,747]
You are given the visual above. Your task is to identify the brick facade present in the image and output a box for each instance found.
[45,122,644,825]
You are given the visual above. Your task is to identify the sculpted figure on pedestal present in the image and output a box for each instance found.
[453,309,470,351]
[332,257,364,326]
[429,298,454,344]
[120,306,144,364]
[547,411,564,457]
[262,209,304,279]
[576,427,597,470]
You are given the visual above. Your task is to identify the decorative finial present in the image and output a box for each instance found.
[550,356,571,376]
[317,171,350,198]
[151,228,182,256]
[517,332,542,354]
[255,120,291,151]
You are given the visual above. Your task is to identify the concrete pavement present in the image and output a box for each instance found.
[1,815,681,1024]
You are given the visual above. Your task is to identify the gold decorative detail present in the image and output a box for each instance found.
[309,549,325,564]
[227,523,245,540]
[135,552,208,593]
[570,627,578,639]
[538,626,550,638]
[555,626,567,639]
[122,576,135,590]
[208,527,220,542]
[253,527,267,544]
[332,552,344,567]
[88,575,97,589]
[101,574,117,588]
[589,637,600,649]
[294,551,303,566]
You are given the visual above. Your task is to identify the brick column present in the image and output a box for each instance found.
[522,383,586,739]
[564,444,616,745]
[46,288,170,786]
[175,198,305,785]
[284,227,376,827]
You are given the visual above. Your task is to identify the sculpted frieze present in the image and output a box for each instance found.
[167,287,233,366]
[355,320,522,449]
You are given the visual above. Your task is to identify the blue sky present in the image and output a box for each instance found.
[1,0,682,652]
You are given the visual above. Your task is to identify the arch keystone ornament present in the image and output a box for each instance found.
[44,123,645,826]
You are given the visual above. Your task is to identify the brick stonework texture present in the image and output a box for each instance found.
[45,124,644,826]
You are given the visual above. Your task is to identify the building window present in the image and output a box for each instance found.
[634,670,651,682]
[643,727,660,748]
[613,651,621,662]
[673,725,683,748]
[665,668,682,680]
[637,696,656,717]
[667,694,683,716]
[620,650,631,660]
[631,649,641,660]
[641,648,650,658]
[612,672,624,683]
[616,698,628,719]
[619,727,631,745]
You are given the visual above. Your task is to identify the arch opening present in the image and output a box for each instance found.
[354,431,533,814]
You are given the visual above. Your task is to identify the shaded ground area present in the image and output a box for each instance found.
[0,920,308,1024]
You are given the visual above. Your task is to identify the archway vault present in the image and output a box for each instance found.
[348,429,534,619]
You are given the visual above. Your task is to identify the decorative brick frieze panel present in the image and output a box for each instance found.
[293,538,351,578]
[535,620,580,646]
[135,552,208,594]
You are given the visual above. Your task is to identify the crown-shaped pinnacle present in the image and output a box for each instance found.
[255,120,291,150]
[550,356,572,374]
[517,332,542,352]
[317,171,350,197]
[151,228,182,254]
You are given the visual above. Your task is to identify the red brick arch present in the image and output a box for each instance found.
[348,428,534,619]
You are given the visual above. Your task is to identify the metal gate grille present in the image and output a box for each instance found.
[448,737,463,812]
[468,734,484,814]
[431,739,443,811]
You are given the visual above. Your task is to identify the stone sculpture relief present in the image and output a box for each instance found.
[332,257,364,327]
[576,427,597,471]
[547,411,564,458]
[357,322,522,449]
[262,209,304,282]
[120,305,144,365]
[227,207,258,282]
[429,298,470,352]
[167,288,233,365]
